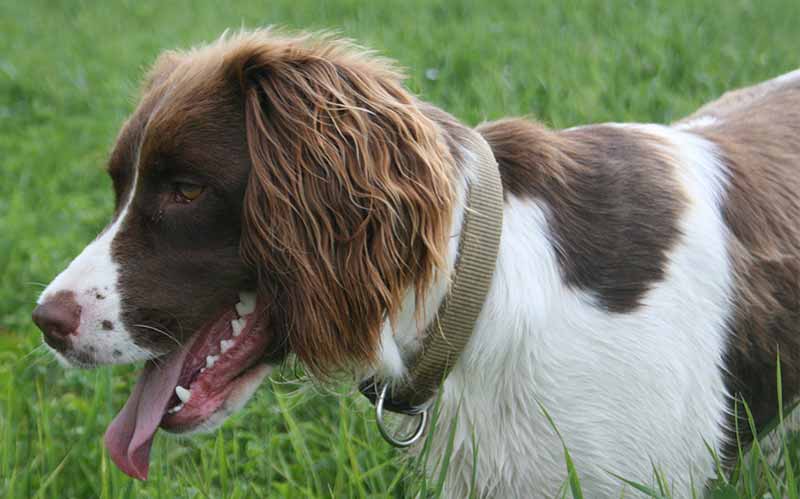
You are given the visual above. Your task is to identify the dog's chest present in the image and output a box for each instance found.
[424,129,734,496]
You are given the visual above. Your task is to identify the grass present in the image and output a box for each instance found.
[2,0,800,496]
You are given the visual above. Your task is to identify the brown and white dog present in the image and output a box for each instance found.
[32,30,800,496]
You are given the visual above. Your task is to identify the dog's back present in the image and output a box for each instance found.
[687,71,800,438]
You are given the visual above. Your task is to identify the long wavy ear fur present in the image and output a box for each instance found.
[223,31,455,376]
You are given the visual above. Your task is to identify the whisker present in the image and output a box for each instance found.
[25,281,49,289]
[159,310,188,339]
[137,345,165,369]
[132,323,182,347]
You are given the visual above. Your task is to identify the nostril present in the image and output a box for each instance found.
[32,291,82,350]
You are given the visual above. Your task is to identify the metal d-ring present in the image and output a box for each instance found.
[375,384,428,448]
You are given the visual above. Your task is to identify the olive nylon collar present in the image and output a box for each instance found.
[360,132,504,415]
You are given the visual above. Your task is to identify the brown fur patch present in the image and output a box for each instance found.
[476,119,685,312]
[217,32,456,376]
[696,81,800,440]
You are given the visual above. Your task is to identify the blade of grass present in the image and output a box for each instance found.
[433,401,460,497]
[536,400,583,499]
[215,431,229,494]
[606,471,666,499]
[35,449,72,499]
[776,350,798,499]
[742,400,781,498]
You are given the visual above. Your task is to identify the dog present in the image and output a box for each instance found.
[32,29,800,497]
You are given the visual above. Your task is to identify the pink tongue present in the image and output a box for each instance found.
[103,345,191,480]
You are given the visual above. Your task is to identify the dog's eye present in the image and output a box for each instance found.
[173,182,204,203]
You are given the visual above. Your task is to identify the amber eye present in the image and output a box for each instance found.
[173,182,204,203]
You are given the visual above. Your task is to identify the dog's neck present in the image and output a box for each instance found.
[369,110,526,496]
[374,110,494,383]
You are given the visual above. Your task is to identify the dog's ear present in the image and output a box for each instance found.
[226,33,455,376]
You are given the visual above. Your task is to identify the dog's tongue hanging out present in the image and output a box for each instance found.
[104,293,273,480]
[104,349,188,480]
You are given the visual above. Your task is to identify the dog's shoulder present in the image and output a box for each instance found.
[477,118,697,312]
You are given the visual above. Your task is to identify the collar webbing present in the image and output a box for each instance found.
[361,132,504,412]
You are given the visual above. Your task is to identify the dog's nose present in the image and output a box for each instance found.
[32,291,82,351]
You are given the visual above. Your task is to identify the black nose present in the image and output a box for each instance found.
[32,291,82,351]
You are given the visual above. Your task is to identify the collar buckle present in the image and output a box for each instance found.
[374,384,428,448]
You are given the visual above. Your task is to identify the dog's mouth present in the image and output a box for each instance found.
[104,292,274,480]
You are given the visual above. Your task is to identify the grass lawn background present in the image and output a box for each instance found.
[2,0,800,497]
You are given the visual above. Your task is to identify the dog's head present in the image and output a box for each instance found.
[31,30,456,478]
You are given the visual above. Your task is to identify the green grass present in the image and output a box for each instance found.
[2,0,800,497]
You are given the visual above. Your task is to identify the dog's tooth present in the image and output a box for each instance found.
[236,291,256,316]
[175,386,192,403]
[231,318,245,337]
[168,403,184,414]
[206,355,219,368]
[221,339,235,353]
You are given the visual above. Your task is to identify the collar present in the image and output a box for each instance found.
[359,132,504,445]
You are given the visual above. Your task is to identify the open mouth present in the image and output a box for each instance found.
[104,292,273,480]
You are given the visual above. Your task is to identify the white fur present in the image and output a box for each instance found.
[675,115,718,130]
[772,68,800,86]
[378,126,734,497]
[37,170,149,366]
